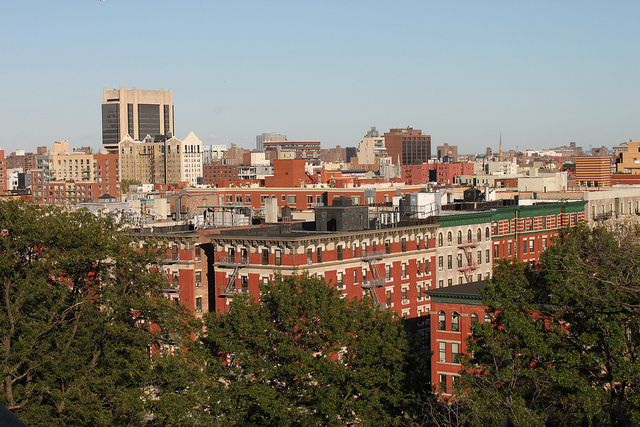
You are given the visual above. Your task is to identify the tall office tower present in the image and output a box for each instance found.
[383,127,431,165]
[102,87,174,153]
[256,132,286,151]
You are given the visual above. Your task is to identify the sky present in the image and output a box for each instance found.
[1,1,638,155]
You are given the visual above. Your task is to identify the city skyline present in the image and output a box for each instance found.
[1,1,638,154]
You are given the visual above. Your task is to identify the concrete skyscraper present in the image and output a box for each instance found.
[102,87,174,152]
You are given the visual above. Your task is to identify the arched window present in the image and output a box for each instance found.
[484,314,491,324]
[477,228,482,241]
[457,230,462,244]
[485,227,490,240]
[451,312,459,332]
[467,229,472,242]
[438,311,446,330]
[447,232,452,245]
[438,233,443,247]
[470,313,479,324]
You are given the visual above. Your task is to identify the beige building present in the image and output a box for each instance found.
[102,87,174,153]
[119,133,202,186]
[39,141,95,182]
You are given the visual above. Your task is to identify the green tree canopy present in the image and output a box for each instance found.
[201,273,428,426]
[0,200,201,426]
[458,226,640,426]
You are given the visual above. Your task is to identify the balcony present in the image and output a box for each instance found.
[217,256,249,267]
[361,277,386,289]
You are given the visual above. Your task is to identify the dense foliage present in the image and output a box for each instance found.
[458,226,640,426]
[0,200,199,426]
[201,273,428,426]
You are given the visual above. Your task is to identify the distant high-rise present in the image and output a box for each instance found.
[383,127,431,165]
[102,87,174,152]
[256,132,286,151]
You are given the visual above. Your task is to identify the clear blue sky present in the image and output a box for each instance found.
[1,1,638,155]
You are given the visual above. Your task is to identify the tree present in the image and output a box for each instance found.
[201,273,428,426]
[0,200,200,426]
[459,226,640,426]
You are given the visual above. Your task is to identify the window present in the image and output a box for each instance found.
[439,374,447,392]
[494,244,499,259]
[448,278,452,287]
[262,249,269,265]
[195,271,202,287]
[307,248,313,263]
[337,245,343,261]
[438,311,446,330]
[352,243,357,256]
[457,253,463,268]
[484,314,491,323]
[477,228,482,241]
[439,280,443,288]
[275,249,281,266]
[353,270,358,284]
[385,265,391,280]
[241,276,248,293]
[542,238,547,251]
[451,312,459,331]
[417,260,421,274]
[351,196,361,204]
[385,241,391,254]
[457,230,462,244]
[402,287,407,300]
[225,194,232,203]
[281,195,286,201]
[447,232,452,245]
[195,297,202,313]
[402,263,407,278]
[529,218,534,231]
[401,238,407,252]
[438,256,444,270]
[467,229,472,242]
[386,290,392,305]
[523,240,528,254]
[452,343,460,363]
[485,227,490,240]
[470,313,478,324]
[316,247,323,263]
[529,239,534,253]
[195,246,201,260]
[508,242,512,256]
[337,272,343,288]
[438,233,443,247]
[307,195,313,204]
[287,195,296,204]
[245,194,251,203]
[235,195,242,204]
[542,216,547,229]
[439,342,446,362]
[172,272,179,287]
[486,249,490,263]
[447,255,453,269]
[417,284,422,300]
[417,236,422,250]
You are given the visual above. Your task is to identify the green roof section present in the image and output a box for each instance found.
[436,201,587,226]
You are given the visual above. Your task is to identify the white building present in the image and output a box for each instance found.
[180,132,203,186]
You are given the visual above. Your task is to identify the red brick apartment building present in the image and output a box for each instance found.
[402,163,475,185]
[0,149,6,193]
[197,198,586,396]
[429,201,586,397]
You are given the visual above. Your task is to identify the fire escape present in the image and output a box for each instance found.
[458,238,479,283]
[361,249,387,309]
[217,253,249,299]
